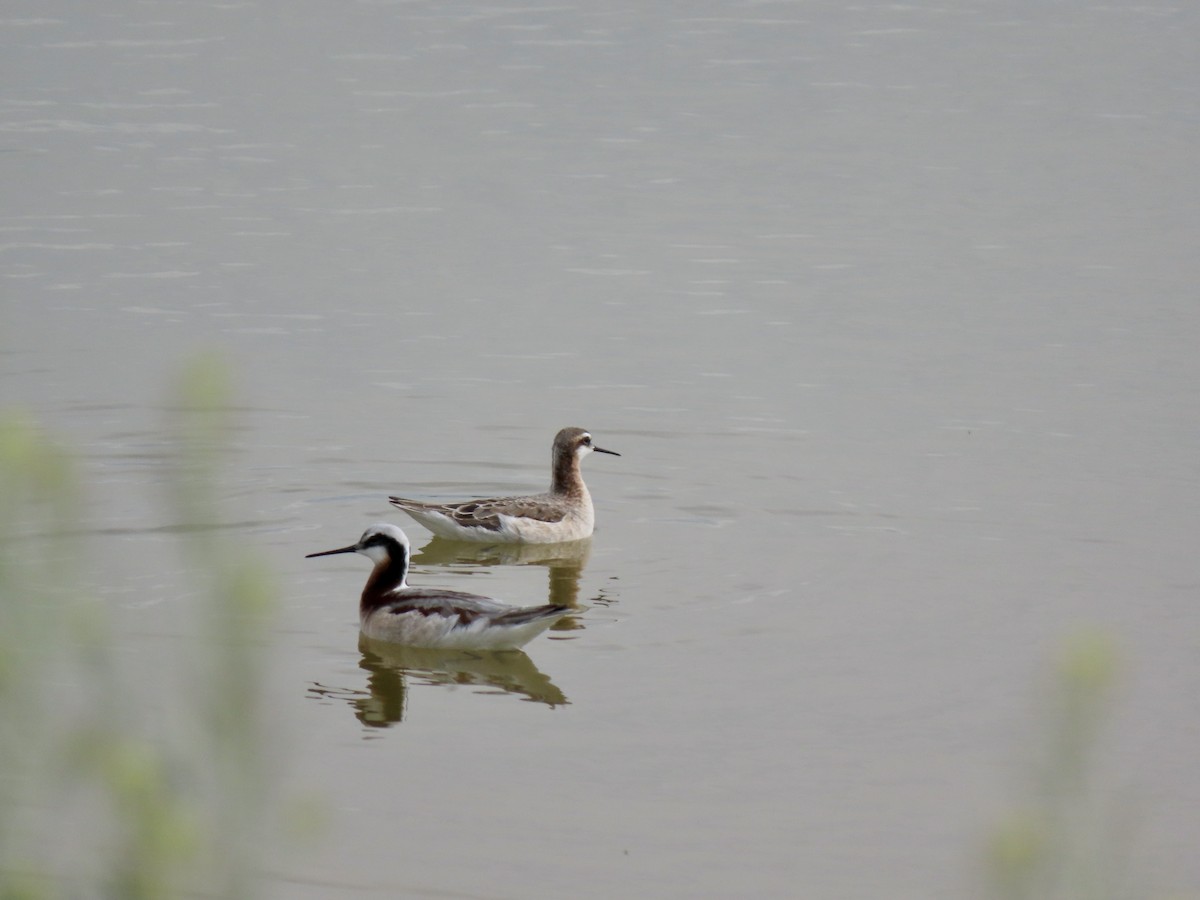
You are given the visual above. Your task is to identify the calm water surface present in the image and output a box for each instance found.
[3,2,1198,897]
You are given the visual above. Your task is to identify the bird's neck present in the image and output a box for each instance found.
[551,452,585,497]
[360,551,409,613]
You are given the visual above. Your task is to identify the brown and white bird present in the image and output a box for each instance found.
[388,427,619,544]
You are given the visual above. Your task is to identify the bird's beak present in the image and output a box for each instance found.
[593,445,620,456]
[305,544,359,559]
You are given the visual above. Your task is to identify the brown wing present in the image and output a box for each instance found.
[450,495,568,525]
[441,500,504,531]
[389,493,568,528]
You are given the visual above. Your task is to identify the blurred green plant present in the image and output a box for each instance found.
[0,413,78,900]
[985,629,1131,900]
[0,354,279,899]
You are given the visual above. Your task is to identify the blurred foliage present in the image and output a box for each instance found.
[986,628,1131,900]
[0,354,278,899]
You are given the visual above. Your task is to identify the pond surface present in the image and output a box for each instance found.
[4,1,1198,897]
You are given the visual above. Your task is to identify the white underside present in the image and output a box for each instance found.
[360,608,565,649]
[401,507,595,544]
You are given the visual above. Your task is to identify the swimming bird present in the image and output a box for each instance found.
[388,427,619,544]
[306,523,574,649]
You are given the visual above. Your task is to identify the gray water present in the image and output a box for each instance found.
[4,2,1199,897]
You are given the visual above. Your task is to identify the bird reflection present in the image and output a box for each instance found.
[370,635,571,727]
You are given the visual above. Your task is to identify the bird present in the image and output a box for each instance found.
[306,523,575,649]
[388,426,619,544]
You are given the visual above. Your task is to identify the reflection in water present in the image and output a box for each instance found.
[412,535,595,612]
[308,635,570,730]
